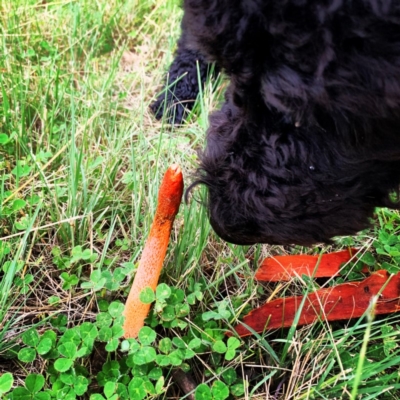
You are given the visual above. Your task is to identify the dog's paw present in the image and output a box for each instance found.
[150,49,216,124]
[150,89,194,124]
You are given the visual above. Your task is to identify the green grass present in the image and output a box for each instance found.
[1,1,400,399]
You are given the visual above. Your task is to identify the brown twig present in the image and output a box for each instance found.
[172,368,197,400]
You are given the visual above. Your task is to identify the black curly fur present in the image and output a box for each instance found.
[153,0,400,246]
[150,28,218,123]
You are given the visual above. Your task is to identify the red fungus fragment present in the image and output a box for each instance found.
[232,270,400,337]
[255,249,359,282]
[123,165,183,338]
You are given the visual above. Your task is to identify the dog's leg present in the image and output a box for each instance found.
[150,33,216,124]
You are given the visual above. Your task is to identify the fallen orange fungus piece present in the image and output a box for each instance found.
[123,165,183,338]
[232,270,400,337]
[255,249,359,282]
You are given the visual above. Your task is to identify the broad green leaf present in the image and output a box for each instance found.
[213,340,227,354]
[104,381,116,398]
[187,293,196,305]
[111,325,124,339]
[74,376,89,396]
[143,379,156,395]
[139,287,155,304]
[24,275,34,284]
[60,373,74,385]
[195,290,203,301]
[85,271,106,290]
[172,337,186,348]
[98,327,113,342]
[37,338,53,355]
[105,338,120,352]
[115,384,128,400]
[71,245,83,258]
[54,358,74,372]
[102,361,120,377]
[138,327,156,346]
[156,283,171,300]
[383,262,400,274]
[227,337,240,350]
[127,339,140,354]
[217,302,232,319]
[133,346,157,365]
[158,338,172,354]
[120,340,130,352]
[0,133,9,144]
[221,367,236,385]
[56,385,76,400]
[18,347,36,363]
[2,260,24,273]
[98,300,109,312]
[148,367,163,381]
[22,329,40,347]
[231,382,245,397]
[168,350,183,366]
[96,313,113,328]
[9,387,31,400]
[60,273,79,289]
[175,303,190,318]
[130,364,147,378]
[103,271,119,291]
[90,270,102,282]
[211,381,229,400]
[161,305,175,321]
[169,288,185,304]
[50,314,68,330]
[359,252,376,266]
[128,378,146,400]
[25,374,45,393]
[108,301,125,318]
[121,262,135,274]
[0,372,13,394]
[113,268,126,282]
[81,249,92,260]
[195,383,212,400]
[76,346,90,358]
[48,296,60,305]
[35,392,51,400]
[79,322,99,341]
[225,348,236,361]
[188,338,202,349]
[12,199,26,212]
[202,311,221,321]
[12,163,32,178]
[183,348,195,359]
[89,156,105,169]
[155,376,165,394]
[59,328,80,345]
[58,342,77,359]
[155,354,171,367]
[16,218,30,230]
[114,315,124,326]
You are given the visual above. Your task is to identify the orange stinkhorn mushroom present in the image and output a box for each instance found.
[123,164,183,338]
[254,249,360,282]
[232,270,400,337]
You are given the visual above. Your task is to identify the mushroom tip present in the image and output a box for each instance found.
[169,164,181,174]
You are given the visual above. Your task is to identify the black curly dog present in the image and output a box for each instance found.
[151,1,400,246]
